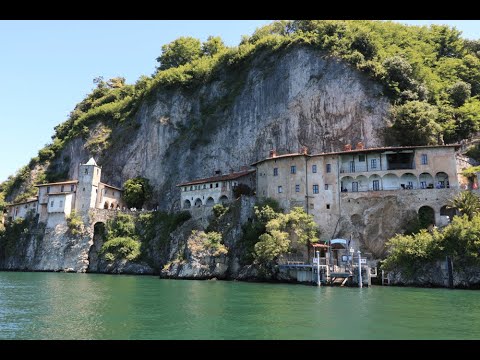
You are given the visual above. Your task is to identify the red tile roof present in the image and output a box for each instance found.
[177,169,255,187]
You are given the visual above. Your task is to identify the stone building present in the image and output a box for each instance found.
[177,168,256,210]
[6,158,124,227]
[253,144,461,248]
[6,198,38,221]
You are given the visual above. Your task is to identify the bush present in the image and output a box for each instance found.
[100,236,141,262]
[66,210,84,236]
[212,204,229,218]
[123,177,153,209]
[187,230,228,257]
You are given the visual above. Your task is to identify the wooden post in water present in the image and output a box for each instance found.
[358,250,363,288]
[316,250,321,286]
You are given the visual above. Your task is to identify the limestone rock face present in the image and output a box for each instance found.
[2,46,393,275]
[59,46,391,211]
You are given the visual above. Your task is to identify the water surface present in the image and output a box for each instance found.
[0,272,478,339]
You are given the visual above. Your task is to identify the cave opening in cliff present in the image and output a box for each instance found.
[87,222,106,272]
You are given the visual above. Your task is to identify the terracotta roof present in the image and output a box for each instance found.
[35,180,78,187]
[100,182,123,191]
[177,169,255,187]
[251,145,461,166]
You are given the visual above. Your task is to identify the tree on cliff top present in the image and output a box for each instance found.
[156,37,202,71]
[123,177,153,209]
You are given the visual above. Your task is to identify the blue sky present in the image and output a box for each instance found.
[0,20,479,182]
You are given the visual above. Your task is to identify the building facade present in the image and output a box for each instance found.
[6,158,124,226]
[6,198,38,221]
[177,168,256,210]
[253,144,461,238]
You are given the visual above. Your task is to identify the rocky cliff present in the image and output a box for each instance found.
[1,45,394,275]
[58,46,390,210]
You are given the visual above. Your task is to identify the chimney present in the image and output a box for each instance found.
[344,144,352,151]
[301,146,308,155]
[269,149,277,158]
[356,142,364,150]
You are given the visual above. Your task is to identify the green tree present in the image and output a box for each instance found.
[390,101,442,145]
[350,30,377,60]
[448,81,471,107]
[431,25,464,59]
[254,207,319,263]
[156,37,202,71]
[453,99,480,140]
[382,55,415,95]
[382,229,443,275]
[201,36,226,57]
[448,191,480,220]
[123,177,153,208]
[441,214,480,263]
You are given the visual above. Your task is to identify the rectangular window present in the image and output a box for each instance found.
[50,201,54,207]
[349,161,355,173]
[312,164,317,173]
[324,184,329,190]
[421,154,428,165]
[47,186,50,194]
[85,168,88,175]
[290,165,296,174]
[352,182,359,192]
[371,159,377,169]
[59,200,63,208]
[326,164,331,173]
[313,184,319,194]
[203,184,206,189]
[373,180,380,191]
[359,155,365,162]
[326,204,330,209]
[61,185,64,192]
[71,185,74,192]
[273,168,278,176]
[278,186,283,193]
[210,184,213,189]
[310,203,314,209]
[216,183,219,188]
[295,184,300,192]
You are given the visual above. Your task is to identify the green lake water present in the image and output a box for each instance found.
[0,271,479,339]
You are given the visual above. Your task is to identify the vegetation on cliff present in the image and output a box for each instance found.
[2,20,479,209]
[383,191,480,276]
[100,211,191,265]
[123,177,153,209]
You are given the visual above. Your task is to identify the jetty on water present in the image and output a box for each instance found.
[278,240,375,287]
